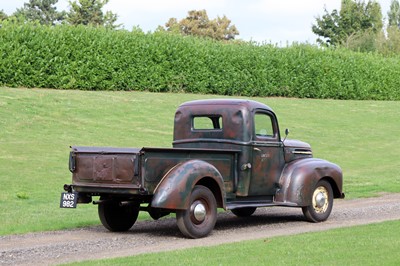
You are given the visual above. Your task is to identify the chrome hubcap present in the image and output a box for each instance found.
[313,186,329,213]
[192,201,206,222]
[315,192,326,208]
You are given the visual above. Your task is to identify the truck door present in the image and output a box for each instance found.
[249,111,285,196]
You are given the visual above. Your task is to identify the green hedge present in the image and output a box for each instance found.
[0,22,399,100]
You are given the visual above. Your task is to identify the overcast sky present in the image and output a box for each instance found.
[0,0,393,44]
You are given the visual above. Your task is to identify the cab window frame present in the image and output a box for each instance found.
[253,111,279,141]
[192,115,223,131]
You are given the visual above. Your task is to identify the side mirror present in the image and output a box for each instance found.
[283,128,290,142]
[285,128,290,136]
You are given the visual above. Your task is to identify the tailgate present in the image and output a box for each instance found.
[69,146,141,188]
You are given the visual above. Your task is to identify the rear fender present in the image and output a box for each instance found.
[151,160,225,210]
[275,158,343,206]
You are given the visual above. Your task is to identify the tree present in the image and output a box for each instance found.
[13,0,66,25]
[384,1,400,55]
[67,0,120,29]
[312,8,342,46]
[0,9,8,27]
[388,0,400,27]
[312,0,383,46]
[0,10,8,21]
[160,10,239,41]
[340,0,382,33]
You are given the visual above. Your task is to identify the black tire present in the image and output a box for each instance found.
[98,199,140,232]
[302,180,333,223]
[231,207,257,217]
[176,185,217,239]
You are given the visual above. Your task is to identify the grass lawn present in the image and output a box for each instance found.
[0,87,399,235]
[68,220,400,266]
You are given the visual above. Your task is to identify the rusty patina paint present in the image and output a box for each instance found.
[275,158,344,206]
[151,159,226,210]
[70,146,141,192]
[174,99,271,143]
[65,99,344,221]
[173,99,275,196]
[140,147,237,195]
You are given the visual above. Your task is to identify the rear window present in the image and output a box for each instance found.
[193,116,223,130]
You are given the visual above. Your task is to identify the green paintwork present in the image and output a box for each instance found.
[65,99,344,229]
[151,159,226,210]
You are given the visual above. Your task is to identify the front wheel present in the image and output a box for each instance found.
[302,180,333,222]
[98,198,140,232]
[176,185,217,238]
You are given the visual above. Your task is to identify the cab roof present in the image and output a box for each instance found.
[179,99,274,113]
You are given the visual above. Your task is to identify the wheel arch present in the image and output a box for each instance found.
[151,159,226,210]
[322,175,344,199]
[275,158,344,206]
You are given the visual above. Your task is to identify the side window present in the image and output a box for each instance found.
[254,113,274,138]
[193,116,222,130]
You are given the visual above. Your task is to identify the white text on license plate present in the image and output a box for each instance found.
[60,192,78,208]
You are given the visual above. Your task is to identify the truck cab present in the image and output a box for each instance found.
[173,99,312,198]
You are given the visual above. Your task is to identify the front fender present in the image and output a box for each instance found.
[275,158,343,206]
[151,159,225,210]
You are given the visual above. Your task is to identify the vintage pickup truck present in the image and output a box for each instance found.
[61,99,344,238]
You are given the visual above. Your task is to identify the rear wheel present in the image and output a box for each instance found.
[176,185,217,238]
[231,207,257,217]
[302,180,333,222]
[98,198,140,232]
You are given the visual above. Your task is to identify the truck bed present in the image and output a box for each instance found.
[69,146,240,196]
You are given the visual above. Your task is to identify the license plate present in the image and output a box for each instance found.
[60,192,78,208]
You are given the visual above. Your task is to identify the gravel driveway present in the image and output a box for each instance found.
[1,193,400,266]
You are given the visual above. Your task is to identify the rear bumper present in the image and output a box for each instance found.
[64,184,148,196]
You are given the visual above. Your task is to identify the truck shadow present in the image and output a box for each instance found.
[127,207,305,238]
[215,210,305,232]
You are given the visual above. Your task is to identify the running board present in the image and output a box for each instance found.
[226,200,298,210]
